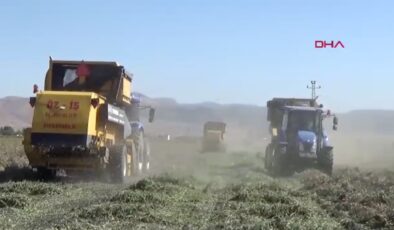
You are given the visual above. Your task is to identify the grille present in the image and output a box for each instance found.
[302,142,313,152]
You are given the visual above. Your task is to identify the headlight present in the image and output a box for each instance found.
[299,142,304,152]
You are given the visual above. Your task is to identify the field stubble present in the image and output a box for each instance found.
[0,137,393,229]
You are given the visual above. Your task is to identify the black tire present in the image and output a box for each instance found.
[264,144,273,171]
[318,149,333,176]
[36,167,56,181]
[109,145,128,183]
[129,141,142,176]
[269,146,294,177]
[271,147,283,176]
[142,138,151,173]
[132,131,144,174]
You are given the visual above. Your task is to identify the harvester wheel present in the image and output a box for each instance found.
[109,145,128,183]
[318,149,333,176]
[142,138,151,173]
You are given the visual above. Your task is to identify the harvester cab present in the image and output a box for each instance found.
[23,59,155,183]
[264,98,337,176]
[201,121,226,153]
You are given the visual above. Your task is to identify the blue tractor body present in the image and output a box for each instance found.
[265,99,337,176]
[125,93,155,174]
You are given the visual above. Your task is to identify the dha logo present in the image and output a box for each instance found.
[315,40,345,48]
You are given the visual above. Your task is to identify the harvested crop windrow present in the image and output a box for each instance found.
[1,167,394,229]
[0,138,394,229]
[79,175,211,228]
[0,194,29,208]
[301,168,394,229]
[0,181,62,195]
[203,182,339,229]
[76,175,340,229]
[0,137,28,172]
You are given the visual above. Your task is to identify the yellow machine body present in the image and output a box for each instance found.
[202,121,226,152]
[32,91,101,135]
[23,59,134,171]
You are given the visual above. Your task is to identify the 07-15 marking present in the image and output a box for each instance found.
[46,100,80,110]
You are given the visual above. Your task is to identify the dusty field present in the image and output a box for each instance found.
[0,137,27,170]
[0,137,393,229]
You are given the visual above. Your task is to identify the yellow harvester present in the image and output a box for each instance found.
[23,58,155,182]
[201,121,226,152]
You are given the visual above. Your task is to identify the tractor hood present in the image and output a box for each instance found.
[297,130,316,144]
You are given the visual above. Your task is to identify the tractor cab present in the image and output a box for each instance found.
[126,93,155,124]
[284,106,322,134]
[127,94,142,122]
[280,106,324,152]
[264,97,338,176]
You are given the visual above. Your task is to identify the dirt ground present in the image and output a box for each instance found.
[0,136,393,229]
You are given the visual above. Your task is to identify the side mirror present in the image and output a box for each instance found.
[333,116,338,130]
[148,108,155,123]
[33,84,39,94]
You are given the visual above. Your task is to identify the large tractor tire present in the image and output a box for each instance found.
[36,167,56,181]
[264,144,273,171]
[317,149,333,176]
[266,145,294,177]
[132,132,145,175]
[109,145,128,183]
[142,138,151,173]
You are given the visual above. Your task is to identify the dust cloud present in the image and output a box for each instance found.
[331,133,394,169]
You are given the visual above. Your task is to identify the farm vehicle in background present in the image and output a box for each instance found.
[201,121,226,152]
[264,98,338,176]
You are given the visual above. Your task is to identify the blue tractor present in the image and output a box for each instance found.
[264,98,338,176]
[125,93,155,175]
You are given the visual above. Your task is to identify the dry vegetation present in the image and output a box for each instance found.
[0,137,27,170]
[0,137,393,229]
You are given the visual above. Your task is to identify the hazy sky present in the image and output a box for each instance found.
[0,0,393,112]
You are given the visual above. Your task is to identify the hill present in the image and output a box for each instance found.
[0,97,33,129]
[2,95,394,138]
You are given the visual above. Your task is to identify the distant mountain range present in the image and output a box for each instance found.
[0,96,33,129]
[1,95,394,138]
